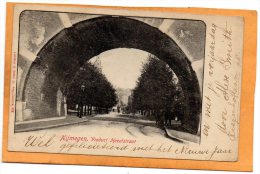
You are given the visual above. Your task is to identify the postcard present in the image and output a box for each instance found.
[2,3,257,171]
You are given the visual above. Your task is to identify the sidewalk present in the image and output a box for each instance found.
[165,128,200,143]
[15,116,89,133]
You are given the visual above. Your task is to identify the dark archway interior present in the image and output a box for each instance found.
[23,16,202,134]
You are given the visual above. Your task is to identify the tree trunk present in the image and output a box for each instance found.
[84,105,86,116]
[90,105,92,115]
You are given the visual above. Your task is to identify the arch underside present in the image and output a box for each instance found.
[23,16,202,134]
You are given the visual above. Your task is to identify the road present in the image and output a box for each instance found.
[28,112,184,144]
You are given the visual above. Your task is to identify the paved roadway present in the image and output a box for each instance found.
[26,112,184,144]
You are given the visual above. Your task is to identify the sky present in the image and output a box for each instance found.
[89,48,150,89]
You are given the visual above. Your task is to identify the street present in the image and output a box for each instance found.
[25,112,185,144]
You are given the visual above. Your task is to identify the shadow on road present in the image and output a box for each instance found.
[88,114,185,144]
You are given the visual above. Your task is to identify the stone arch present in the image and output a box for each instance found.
[21,16,202,134]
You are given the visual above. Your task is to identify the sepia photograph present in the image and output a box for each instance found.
[15,10,205,144]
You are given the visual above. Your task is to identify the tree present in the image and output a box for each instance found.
[64,62,117,116]
[132,54,185,126]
